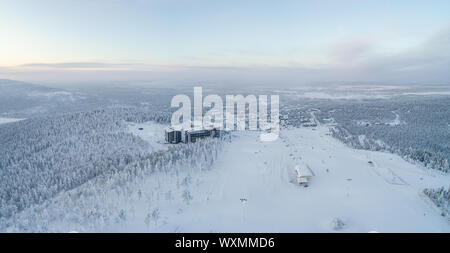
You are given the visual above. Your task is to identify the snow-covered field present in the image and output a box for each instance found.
[112,126,450,232]
[127,121,168,152]
[0,117,25,125]
[285,86,450,100]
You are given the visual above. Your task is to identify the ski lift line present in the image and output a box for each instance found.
[367,160,409,186]
[305,164,316,177]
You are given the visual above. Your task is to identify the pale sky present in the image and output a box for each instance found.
[0,0,449,84]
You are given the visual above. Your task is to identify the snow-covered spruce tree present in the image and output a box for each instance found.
[424,187,450,218]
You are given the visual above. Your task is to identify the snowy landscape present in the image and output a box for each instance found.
[0,79,449,233]
[1,0,450,235]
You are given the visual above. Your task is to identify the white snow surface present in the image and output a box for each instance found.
[0,117,25,125]
[127,121,168,152]
[114,126,450,232]
[387,111,403,126]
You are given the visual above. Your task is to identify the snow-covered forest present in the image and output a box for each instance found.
[324,97,450,173]
[0,108,224,231]
[280,95,450,173]
[424,187,450,218]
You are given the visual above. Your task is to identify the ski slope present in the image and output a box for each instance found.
[127,121,168,152]
[129,126,450,233]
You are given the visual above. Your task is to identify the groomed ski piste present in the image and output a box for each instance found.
[118,123,450,233]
